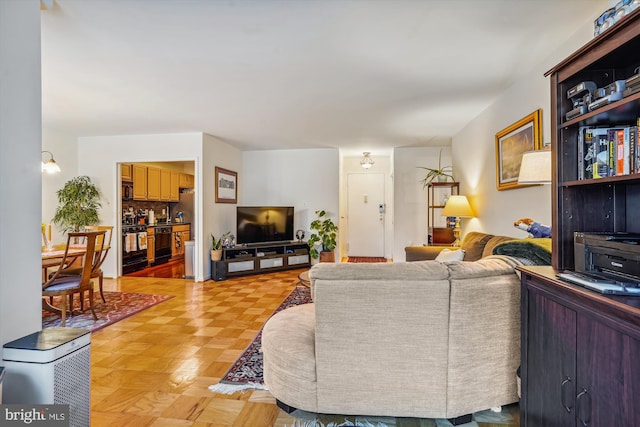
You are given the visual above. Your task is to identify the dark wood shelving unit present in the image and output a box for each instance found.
[520,8,640,427]
[211,241,310,281]
[427,182,458,245]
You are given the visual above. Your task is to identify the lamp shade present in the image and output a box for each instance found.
[41,151,61,174]
[518,149,551,184]
[441,195,474,217]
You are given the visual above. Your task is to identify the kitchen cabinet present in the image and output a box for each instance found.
[520,266,640,426]
[147,167,161,201]
[179,173,194,188]
[160,169,171,201]
[170,171,180,201]
[132,164,147,200]
[147,227,155,265]
[121,163,132,181]
[172,224,190,259]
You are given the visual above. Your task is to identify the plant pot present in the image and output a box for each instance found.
[319,251,335,263]
[211,250,222,261]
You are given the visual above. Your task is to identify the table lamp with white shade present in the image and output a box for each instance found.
[441,195,475,247]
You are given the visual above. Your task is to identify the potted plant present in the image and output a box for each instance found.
[307,210,338,262]
[210,232,230,261]
[417,148,454,187]
[51,176,102,233]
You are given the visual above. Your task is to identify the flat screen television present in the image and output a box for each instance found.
[236,206,294,244]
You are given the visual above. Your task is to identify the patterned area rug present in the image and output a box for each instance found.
[209,285,312,394]
[42,291,174,332]
[347,256,387,263]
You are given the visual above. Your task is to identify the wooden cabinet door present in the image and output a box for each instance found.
[576,315,640,426]
[524,290,577,427]
[160,169,171,201]
[179,173,194,188]
[132,165,147,200]
[147,167,161,200]
[180,230,190,255]
[121,163,132,181]
[147,232,155,265]
[170,171,180,201]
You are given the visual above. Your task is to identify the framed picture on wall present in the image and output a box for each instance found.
[215,166,237,203]
[495,109,542,191]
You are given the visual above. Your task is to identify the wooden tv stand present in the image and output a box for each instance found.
[211,241,310,280]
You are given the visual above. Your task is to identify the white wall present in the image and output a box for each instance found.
[242,148,339,257]
[203,133,243,279]
[0,0,43,354]
[77,133,205,279]
[452,16,601,238]
[42,128,78,243]
[393,146,452,262]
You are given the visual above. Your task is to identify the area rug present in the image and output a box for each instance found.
[209,285,312,394]
[347,256,387,263]
[42,291,174,332]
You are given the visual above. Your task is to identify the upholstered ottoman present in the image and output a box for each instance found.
[262,303,318,413]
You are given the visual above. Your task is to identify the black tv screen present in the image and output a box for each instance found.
[236,206,294,244]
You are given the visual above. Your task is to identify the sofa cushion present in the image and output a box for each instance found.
[460,232,494,261]
[447,255,524,279]
[435,248,465,262]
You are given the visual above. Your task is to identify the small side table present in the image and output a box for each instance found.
[296,270,310,289]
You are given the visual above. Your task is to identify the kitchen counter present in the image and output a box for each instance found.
[146,222,190,227]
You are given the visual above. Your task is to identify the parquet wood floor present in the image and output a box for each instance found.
[91,269,519,426]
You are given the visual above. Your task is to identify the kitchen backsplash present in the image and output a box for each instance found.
[123,190,193,224]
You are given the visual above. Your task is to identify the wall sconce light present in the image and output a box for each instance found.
[441,195,475,247]
[518,148,551,184]
[360,152,374,169]
[41,150,61,174]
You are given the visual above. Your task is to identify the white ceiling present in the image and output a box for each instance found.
[41,0,605,155]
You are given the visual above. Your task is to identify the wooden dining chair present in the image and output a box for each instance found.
[56,225,113,305]
[42,230,105,327]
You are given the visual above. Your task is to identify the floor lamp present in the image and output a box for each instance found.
[441,195,474,247]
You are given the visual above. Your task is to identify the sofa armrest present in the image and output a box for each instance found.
[404,245,446,261]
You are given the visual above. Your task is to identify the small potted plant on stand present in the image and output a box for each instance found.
[308,210,338,263]
[417,148,454,187]
[210,232,230,261]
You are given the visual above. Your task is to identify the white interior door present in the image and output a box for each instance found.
[347,173,385,257]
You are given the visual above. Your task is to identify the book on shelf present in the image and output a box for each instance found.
[578,122,639,180]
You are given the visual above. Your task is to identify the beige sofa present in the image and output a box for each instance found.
[262,256,522,423]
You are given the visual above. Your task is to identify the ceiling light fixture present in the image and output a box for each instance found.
[41,150,61,174]
[360,152,374,169]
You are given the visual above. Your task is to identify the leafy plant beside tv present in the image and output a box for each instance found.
[417,148,454,187]
[210,232,230,261]
[52,176,101,233]
[307,210,338,261]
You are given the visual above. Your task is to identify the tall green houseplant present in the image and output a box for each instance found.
[307,210,338,260]
[52,176,102,233]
